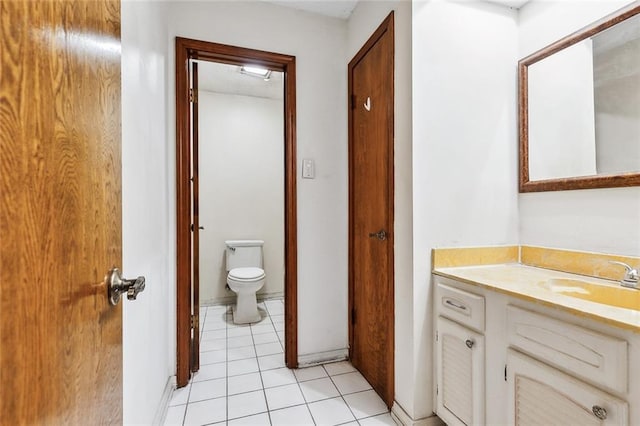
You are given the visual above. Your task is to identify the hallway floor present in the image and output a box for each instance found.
[164,299,395,426]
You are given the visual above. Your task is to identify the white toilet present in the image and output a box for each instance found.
[225,240,266,324]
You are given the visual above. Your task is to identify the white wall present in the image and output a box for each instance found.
[518,0,640,256]
[198,90,284,304]
[121,1,175,424]
[164,1,349,359]
[347,0,415,418]
[412,0,519,420]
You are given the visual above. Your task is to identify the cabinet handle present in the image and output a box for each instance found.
[592,405,607,420]
[465,339,474,349]
[444,298,467,311]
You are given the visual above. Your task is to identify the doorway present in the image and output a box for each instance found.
[175,38,298,387]
[348,13,395,407]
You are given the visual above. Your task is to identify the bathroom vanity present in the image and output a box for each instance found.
[431,247,640,426]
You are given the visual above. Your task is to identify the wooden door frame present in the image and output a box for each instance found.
[175,37,298,387]
[347,12,395,406]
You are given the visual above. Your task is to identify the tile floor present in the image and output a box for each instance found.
[165,299,396,426]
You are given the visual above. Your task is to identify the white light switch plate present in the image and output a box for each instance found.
[302,158,315,179]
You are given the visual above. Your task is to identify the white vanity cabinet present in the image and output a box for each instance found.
[432,274,639,426]
[505,305,629,425]
[434,282,485,426]
[507,349,628,426]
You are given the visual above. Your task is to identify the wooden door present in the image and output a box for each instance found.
[190,60,201,372]
[348,13,395,407]
[1,1,123,423]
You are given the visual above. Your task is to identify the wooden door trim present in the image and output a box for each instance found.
[347,12,395,407]
[176,37,298,387]
[191,60,200,373]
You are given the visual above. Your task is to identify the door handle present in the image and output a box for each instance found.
[106,268,146,306]
[368,229,388,241]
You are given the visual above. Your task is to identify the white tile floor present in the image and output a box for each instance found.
[165,299,396,426]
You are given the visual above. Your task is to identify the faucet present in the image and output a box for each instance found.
[609,261,639,289]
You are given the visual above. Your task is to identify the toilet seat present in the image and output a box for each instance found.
[228,267,265,282]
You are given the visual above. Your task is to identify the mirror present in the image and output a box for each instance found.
[519,3,640,192]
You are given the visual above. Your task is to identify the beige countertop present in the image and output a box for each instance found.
[433,263,640,332]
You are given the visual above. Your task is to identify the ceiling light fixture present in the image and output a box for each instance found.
[240,65,272,81]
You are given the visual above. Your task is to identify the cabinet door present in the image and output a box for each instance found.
[507,349,628,426]
[436,316,485,426]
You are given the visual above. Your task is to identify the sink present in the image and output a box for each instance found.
[539,278,640,311]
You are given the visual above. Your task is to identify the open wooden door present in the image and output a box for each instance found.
[190,60,201,372]
[1,1,125,423]
[348,12,395,408]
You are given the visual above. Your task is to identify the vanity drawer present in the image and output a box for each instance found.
[507,305,628,393]
[436,280,485,333]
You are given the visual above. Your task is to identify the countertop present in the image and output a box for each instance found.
[433,263,640,332]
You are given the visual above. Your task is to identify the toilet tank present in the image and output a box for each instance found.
[225,240,264,271]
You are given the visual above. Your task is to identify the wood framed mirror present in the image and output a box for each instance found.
[519,2,640,192]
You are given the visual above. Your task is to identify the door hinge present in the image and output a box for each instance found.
[436,385,439,396]
[351,308,356,324]
[350,94,356,109]
[436,330,438,342]
[189,88,198,103]
[190,314,199,329]
[190,223,194,232]
[504,365,507,382]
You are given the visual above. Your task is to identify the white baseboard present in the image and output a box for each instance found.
[201,292,284,307]
[391,402,445,426]
[257,292,284,302]
[153,376,176,426]
[297,348,348,367]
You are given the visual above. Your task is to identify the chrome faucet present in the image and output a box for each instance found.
[609,261,639,289]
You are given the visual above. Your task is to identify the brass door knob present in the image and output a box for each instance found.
[368,229,388,241]
[106,268,146,306]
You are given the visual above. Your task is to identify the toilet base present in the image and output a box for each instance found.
[232,291,262,324]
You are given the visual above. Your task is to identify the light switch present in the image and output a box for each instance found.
[302,159,315,179]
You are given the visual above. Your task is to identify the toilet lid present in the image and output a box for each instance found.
[229,267,265,281]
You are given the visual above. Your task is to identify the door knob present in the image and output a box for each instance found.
[106,268,146,306]
[368,229,387,241]
[592,405,607,420]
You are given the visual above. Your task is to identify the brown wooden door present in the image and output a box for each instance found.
[348,13,395,408]
[1,1,123,423]
[190,60,201,372]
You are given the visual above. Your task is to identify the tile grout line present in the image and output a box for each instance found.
[290,349,318,425]
[324,364,363,424]
[250,301,272,424]
[226,304,230,425]
[179,305,208,426]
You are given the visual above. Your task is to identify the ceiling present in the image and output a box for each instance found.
[265,0,531,20]
[267,0,358,19]
[196,60,284,100]
[486,0,531,8]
